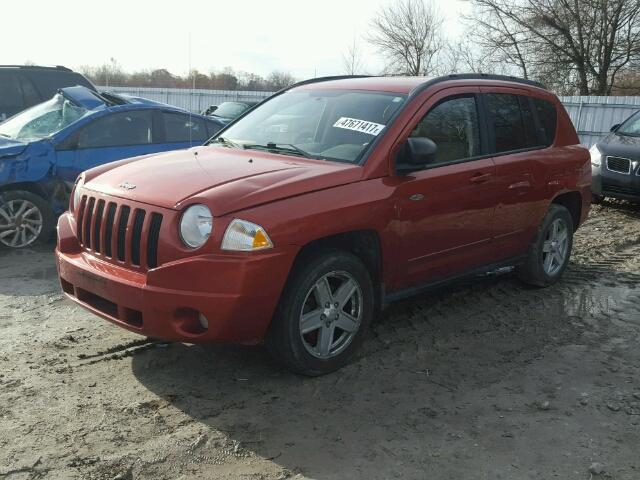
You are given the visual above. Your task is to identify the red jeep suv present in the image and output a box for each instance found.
[56,75,591,375]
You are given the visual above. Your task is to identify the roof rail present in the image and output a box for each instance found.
[431,73,546,90]
[0,65,73,71]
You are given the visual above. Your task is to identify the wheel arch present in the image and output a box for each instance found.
[551,191,582,231]
[0,182,48,199]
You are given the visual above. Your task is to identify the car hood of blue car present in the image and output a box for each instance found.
[0,136,29,159]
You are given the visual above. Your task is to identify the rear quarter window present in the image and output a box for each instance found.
[532,98,557,146]
[28,70,95,99]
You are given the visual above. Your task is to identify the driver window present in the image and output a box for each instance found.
[410,96,480,166]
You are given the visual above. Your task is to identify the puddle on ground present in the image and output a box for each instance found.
[562,284,640,325]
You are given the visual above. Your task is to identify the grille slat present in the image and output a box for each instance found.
[92,200,105,253]
[83,197,95,249]
[117,206,131,262]
[147,213,163,269]
[75,197,163,270]
[130,210,146,266]
[607,156,631,174]
[104,203,117,257]
[76,196,87,245]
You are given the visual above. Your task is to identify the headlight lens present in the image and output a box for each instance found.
[179,204,213,248]
[590,144,602,167]
[221,219,273,251]
[72,174,85,212]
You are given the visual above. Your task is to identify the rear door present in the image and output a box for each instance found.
[481,89,553,259]
[159,111,209,149]
[55,110,159,184]
[392,88,500,288]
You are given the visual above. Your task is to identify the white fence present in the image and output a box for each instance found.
[558,96,640,147]
[99,86,273,114]
[101,86,640,147]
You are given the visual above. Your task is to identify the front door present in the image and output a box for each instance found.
[393,91,500,289]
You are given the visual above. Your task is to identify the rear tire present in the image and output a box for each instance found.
[266,250,374,376]
[591,193,604,205]
[517,204,573,287]
[0,190,54,249]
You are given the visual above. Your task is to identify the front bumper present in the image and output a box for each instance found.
[56,212,297,343]
[592,164,640,201]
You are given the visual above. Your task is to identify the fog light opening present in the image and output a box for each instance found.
[199,313,209,330]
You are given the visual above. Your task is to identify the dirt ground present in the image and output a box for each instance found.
[1,202,639,480]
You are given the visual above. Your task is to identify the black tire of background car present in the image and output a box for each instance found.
[591,193,605,204]
[517,204,574,287]
[0,190,55,249]
[266,249,374,376]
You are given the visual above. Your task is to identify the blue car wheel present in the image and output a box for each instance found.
[0,190,54,248]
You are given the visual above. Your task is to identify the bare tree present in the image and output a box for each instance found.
[368,0,444,75]
[342,38,366,75]
[466,0,640,95]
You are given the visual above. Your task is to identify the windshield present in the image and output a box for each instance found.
[0,94,90,141]
[617,111,640,136]
[212,102,252,119]
[211,90,407,163]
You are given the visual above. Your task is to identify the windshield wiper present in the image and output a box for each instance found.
[243,142,318,159]
[0,133,11,139]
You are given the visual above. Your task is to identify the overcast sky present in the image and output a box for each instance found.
[4,0,469,79]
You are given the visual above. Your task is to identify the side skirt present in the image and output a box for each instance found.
[382,255,527,305]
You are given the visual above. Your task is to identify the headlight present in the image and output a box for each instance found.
[221,219,273,251]
[590,144,602,167]
[179,204,213,248]
[72,174,85,212]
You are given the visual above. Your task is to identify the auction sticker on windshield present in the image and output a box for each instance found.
[333,117,385,136]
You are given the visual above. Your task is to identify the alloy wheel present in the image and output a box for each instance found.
[542,217,569,276]
[0,199,44,248]
[299,270,363,359]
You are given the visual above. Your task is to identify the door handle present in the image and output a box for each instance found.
[469,172,492,184]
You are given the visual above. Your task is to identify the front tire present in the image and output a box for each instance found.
[266,250,374,376]
[518,204,574,287]
[0,190,54,249]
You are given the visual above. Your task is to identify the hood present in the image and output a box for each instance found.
[0,137,29,159]
[60,86,106,110]
[597,132,640,160]
[85,146,363,215]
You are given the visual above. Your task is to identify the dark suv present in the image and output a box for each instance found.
[590,110,640,203]
[0,65,95,121]
[57,74,591,375]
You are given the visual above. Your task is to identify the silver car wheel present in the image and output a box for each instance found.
[299,270,363,359]
[0,199,44,248]
[542,217,569,276]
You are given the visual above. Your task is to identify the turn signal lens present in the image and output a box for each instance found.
[221,219,273,251]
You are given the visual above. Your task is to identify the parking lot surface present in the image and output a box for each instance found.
[1,203,639,480]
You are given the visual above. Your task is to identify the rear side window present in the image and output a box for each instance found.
[28,70,94,99]
[19,75,41,107]
[0,72,25,115]
[163,112,208,143]
[485,93,527,153]
[77,111,153,148]
[532,98,557,146]
[411,95,481,165]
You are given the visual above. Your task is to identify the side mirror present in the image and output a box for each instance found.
[396,137,438,175]
[610,123,621,132]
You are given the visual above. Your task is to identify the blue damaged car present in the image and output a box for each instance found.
[0,86,224,248]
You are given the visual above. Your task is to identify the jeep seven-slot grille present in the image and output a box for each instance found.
[76,195,163,270]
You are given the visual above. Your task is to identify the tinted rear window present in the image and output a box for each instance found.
[27,70,94,99]
[486,93,526,153]
[0,72,25,117]
[532,98,557,146]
